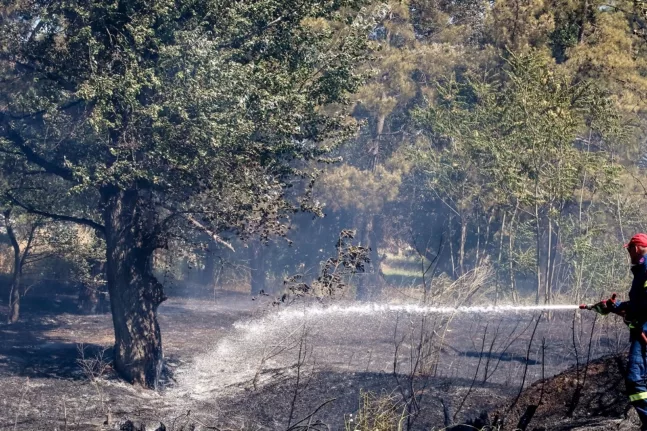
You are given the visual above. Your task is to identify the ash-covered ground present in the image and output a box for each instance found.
[0,290,635,430]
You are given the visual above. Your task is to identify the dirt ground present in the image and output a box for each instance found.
[0,290,639,431]
[0,290,257,431]
[491,353,641,431]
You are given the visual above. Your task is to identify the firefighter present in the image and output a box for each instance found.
[588,233,647,429]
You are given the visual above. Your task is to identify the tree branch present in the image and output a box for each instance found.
[18,223,38,269]
[3,209,20,258]
[184,214,235,252]
[158,203,236,252]
[0,53,78,92]
[6,193,105,233]
[0,117,78,183]
[1,99,86,122]
[23,253,55,267]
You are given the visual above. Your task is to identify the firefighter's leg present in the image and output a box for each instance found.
[627,337,647,429]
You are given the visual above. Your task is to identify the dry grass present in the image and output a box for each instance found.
[378,265,496,306]
[344,390,406,431]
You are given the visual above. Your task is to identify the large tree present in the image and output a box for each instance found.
[0,0,371,388]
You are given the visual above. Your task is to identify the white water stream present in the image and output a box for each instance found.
[172,302,581,400]
[250,303,580,319]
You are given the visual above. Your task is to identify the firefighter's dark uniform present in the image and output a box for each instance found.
[615,256,647,429]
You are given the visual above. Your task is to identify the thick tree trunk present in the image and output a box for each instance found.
[249,240,266,295]
[102,187,166,389]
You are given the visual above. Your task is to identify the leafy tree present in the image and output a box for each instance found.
[0,206,100,321]
[413,51,622,302]
[316,0,490,298]
[0,0,372,388]
[2,209,44,322]
[486,0,555,51]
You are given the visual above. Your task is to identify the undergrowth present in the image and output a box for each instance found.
[344,390,407,431]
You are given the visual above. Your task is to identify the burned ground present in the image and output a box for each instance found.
[0,290,638,430]
[490,354,635,431]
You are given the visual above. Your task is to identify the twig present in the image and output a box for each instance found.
[453,323,489,421]
[482,318,504,384]
[507,314,542,414]
[487,318,534,383]
[568,312,598,416]
[285,398,336,431]
[251,321,305,389]
[287,325,310,428]
[538,337,546,406]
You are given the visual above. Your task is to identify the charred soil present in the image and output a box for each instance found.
[0,292,636,430]
[492,354,638,431]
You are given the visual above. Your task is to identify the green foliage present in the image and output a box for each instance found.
[410,51,627,300]
[486,0,555,50]
[0,0,374,241]
[416,51,620,209]
[1,0,646,309]
[316,164,402,213]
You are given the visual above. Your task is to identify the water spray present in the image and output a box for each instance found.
[247,303,582,324]
[175,300,586,400]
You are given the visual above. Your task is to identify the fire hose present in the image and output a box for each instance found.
[580,293,647,345]
[579,293,617,311]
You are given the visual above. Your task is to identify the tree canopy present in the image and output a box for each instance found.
[0,0,374,388]
[2,0,647,390]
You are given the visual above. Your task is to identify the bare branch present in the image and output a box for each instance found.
[184,214,235,252]
[6,193,105,233]
[19,221,40,269]
[0,117,78,183]
[286,398,337,431]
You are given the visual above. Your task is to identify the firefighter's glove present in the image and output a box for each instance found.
[591,301,611,315]
[591,294,618,315]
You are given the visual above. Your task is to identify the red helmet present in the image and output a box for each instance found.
[625,233,647,263]
[625,233,647,249]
